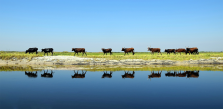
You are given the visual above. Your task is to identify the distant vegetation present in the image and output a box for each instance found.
[0,51,223,61]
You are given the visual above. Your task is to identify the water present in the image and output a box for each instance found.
[0,69,223,109]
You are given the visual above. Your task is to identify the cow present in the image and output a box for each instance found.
[148,47,162,55]
[164,49,176,55]
[102,71,113,78]
[122,71,135,79]
[148,71,162,80]
[176,71,187,77]
[72,48,87,56]
[25,48,38,54]
[186,47,199,55]
[175,48,186,55]
[71,70,87,78]
[25,71,37,78]
[186,70,199,78]
[165,71,176,77]
[41,48,53,56]
[41,70,54,78]
[121,47,135,56]
[101,48,112,55]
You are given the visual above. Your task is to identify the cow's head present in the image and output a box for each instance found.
[72,48,75,51]
[101,48,104,50]
[25,50,28,53]
[121,48,125,51]
[148,47,152,51]
[41,49,44,52]
[164,49,168,52]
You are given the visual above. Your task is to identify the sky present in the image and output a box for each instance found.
[0,0,222,52]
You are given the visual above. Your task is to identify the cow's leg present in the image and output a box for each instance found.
[85,52,87,56]
[52,52,53,56]
[44,52,45,56]
[47,52,48,56]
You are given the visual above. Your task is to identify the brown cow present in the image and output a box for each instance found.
[148,71,162,79]
[72,48,87,56]
[186,47,199,55]
[71,70,87,78]
[175,48,186,55]
[101,48,112,55]
[102,71,113,78]
[122,71,135,79]
[41,70,54,78]
[148,47,162,55]
[121,48,135,56]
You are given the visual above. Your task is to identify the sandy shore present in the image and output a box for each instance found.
[0,56,223,65]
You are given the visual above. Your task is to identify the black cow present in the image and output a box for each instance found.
[102,71,113,78]
[42,48,53,56]
[186,47,199,55]
[101,48,112,55]
[25,48,38,54]
[164,49,176,55]
[25,71,37,78]
[72,48,87,56]
[41,70,54,78]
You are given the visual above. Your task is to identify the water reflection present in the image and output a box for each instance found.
[148,71,162,79]
[187,71,199,78]
[25,71,38,78]
[41,70,54,78]
[102,71,113,78]
[176,71,187,77]
[122,71,135,79]
[165,71,176,77]
[165,70,199,78]
[71,70,87,78]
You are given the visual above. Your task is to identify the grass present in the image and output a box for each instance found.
[0,65,223,71]
[0,51,223,61]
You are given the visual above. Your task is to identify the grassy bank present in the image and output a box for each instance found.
[0,51,223,61]
[0,65,223,71]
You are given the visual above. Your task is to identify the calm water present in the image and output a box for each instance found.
[0,70,223,109]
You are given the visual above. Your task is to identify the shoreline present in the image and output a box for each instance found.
[0,56,223,65]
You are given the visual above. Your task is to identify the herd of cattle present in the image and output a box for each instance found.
[25,47,199,56]
[25,70,199,79]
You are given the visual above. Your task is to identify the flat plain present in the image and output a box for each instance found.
[0,51,223,61]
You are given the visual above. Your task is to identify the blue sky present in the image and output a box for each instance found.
[0,0,222,52]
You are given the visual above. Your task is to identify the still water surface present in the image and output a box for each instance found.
[0,70,223,109]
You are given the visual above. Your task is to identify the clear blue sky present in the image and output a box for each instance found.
[0,0,222,52]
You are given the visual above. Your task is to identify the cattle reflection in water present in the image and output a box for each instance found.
[25,71,38,78]
[102,71,113,78]
[41,70,54,78]
[122,71,135,79]
[148,71,161,79]
[165,70,199,78]
[186,71,199,78]
[165,71,176,77]
[176,71,187,77]
[71,70,87,78]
